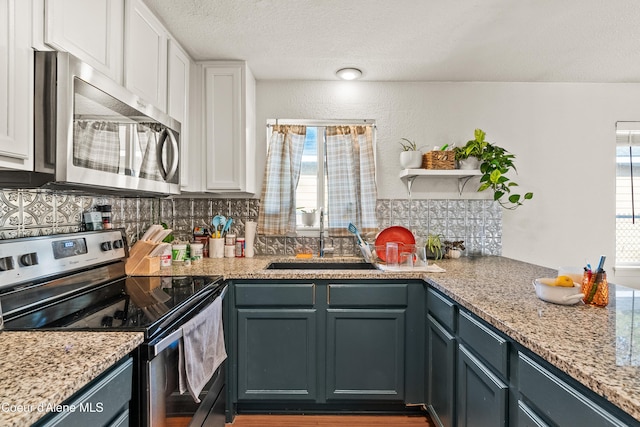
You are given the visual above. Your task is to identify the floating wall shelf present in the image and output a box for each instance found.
[399,169,483,197]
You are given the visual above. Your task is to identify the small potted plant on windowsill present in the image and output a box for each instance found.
[454,129,533,210]
[398,138,425,169]
[297,208,317,227]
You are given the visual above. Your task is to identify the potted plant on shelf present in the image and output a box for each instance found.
[398,138,425,169]
[454,129,533,210]
[297,208,316,227]
[425,233,444,260]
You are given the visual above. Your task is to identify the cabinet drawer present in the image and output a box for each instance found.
[427,287,456,332]
[458,310,508,378]
[235,283,315,306]
[518,352,629,427]
[328,283,408,307]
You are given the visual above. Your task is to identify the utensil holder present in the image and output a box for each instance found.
[581,271,609,307]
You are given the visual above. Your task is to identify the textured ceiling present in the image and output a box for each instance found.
[143,0,640,82]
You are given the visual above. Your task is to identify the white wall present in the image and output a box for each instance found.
[256,80,640,288]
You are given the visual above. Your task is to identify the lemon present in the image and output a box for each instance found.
[538,276,575,287]
[554,275,575,287]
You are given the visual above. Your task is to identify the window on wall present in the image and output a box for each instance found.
[262,119,377,236]
[296,126,328,228]
[616,122,640,268]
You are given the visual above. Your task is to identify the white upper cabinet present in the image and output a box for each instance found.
[0,0,33,170]
[44,0,124,83]
[124,0,167,111]
[200,61,256,195]
[167,39,191,189]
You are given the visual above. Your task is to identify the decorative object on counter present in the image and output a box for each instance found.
[454,128,533,209]
[398,138,425,169]
[298,208,317,226]
[245,221,257,258]
[443,240,465,259]
[422,146,455,170]
[582,255,608,307]
[426,233,444,260]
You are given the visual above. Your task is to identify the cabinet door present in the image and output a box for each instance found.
[427,315,456,427]
[167,39,191,188]
[237,308,317,401]
[45,0,124,82]
[457,344,507,427]
[326,309,405,401]
[203,62,256,194]
[0,0,32,170]
[124,0,167,111]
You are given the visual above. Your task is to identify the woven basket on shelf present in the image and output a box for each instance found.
[422,151,455,170]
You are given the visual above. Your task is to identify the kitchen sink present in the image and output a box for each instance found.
[265,261,378,270]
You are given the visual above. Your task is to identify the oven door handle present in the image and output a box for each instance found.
[149,284,227,358]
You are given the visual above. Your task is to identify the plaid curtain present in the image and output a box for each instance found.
[258,125,306,235]
[326,125,377,236]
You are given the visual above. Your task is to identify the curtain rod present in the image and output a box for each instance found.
[266,119,376,127]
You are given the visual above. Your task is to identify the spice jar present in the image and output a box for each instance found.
[581,270,609,307]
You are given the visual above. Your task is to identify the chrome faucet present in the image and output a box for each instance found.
[319,207,325,257]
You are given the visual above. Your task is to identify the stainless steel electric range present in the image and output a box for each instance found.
[0,229,226,427]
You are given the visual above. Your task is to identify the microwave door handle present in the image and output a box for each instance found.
[157,129,179,182]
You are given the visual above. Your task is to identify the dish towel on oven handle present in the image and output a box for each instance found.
[178,295,227,402]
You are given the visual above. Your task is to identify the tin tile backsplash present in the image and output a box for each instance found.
[0,189,501,257]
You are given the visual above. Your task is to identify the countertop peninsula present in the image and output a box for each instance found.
[158,255,640,422]
[0,331,143,427]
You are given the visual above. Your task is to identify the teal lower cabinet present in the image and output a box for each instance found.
[229,279,425,414]
[237,308,317,400]
[425,286,640,427]
[326,308,406,400]
[457,344,508,427]
[34,356,133,427]
[427,314,456,427]
[517,351,636,427]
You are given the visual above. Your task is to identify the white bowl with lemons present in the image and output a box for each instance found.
[533,275,584,305]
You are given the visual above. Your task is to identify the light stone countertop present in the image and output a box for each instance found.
[151,255,640,422]
[0,331,143,427]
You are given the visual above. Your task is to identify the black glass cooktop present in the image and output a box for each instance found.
[3,275,223,339]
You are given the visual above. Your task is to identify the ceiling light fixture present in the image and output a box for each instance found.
[336,68,362,80]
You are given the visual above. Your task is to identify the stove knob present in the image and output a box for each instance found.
[19,253,38,267]
[112,239,124,249]
[100,241,112,251]
[0,256,15,271]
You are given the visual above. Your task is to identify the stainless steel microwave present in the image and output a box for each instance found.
[0,51,181,196]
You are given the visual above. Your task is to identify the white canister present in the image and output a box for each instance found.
[209,238,224,258]
[160,245,172,267]
[190,243,204,260]
[224,244,236,258]
[172,244,187,262]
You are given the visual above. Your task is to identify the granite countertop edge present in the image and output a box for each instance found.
[0,331,144,427]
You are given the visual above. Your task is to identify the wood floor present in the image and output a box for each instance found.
[225,414,434,426]
[168,413,434,427]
